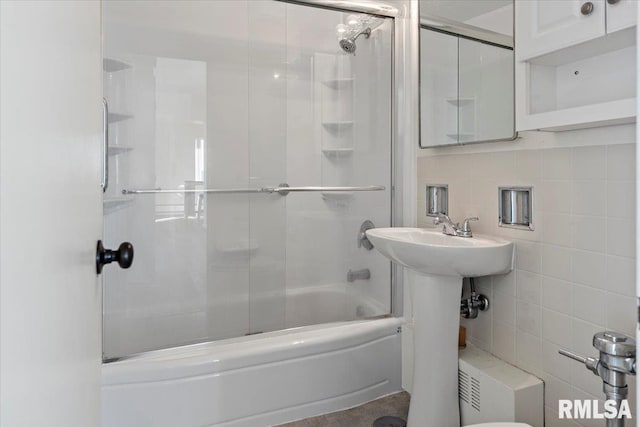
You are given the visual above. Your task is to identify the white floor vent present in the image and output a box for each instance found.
[458,369,481,411]
[458,369,470,405]
[458,345,543,427]
[471,375,481,411]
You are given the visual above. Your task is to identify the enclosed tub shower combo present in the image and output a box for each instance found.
[100,1,401,426]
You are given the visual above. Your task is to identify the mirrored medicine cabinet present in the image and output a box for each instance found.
[419,0,516,148]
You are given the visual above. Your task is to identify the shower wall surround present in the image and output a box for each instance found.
[417,124,637,426]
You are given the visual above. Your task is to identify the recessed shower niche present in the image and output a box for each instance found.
[498,186,534,230]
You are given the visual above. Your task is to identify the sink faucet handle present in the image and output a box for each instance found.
[462,217,478,232]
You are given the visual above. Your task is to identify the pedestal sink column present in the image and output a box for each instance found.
[364,227,513,426]
[407,271,463,427]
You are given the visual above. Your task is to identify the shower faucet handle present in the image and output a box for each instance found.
[358,220,376,250]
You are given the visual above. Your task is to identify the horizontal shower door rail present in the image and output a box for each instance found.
[270,185,385,195]
[122,185,386,196]
[123,188,263,195]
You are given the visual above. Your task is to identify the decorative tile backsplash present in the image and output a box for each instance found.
[417,128,636,426]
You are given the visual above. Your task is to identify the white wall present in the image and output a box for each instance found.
[416,124,637,426]
[464,4,513,37]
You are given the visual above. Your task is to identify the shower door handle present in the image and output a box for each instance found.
[101,98,109,192]
[96,240,134,274]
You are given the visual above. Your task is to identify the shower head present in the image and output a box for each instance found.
[339,27,371,54]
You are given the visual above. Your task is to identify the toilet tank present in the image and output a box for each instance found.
[459,346,543,427]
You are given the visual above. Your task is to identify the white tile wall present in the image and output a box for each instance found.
[417,128,636,426]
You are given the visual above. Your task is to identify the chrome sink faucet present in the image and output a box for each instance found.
[433,214,478,238]
[433,213,459,236]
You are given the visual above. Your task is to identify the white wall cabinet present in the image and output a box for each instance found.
[607,0,638,33]
[420,27,514,147]
[516,0,606,61]
[516,0,637,131]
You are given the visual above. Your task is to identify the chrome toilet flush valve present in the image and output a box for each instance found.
[559,331,636,426]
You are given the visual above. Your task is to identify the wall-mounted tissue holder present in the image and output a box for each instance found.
[498,186,534,230]
[426,184,448,217]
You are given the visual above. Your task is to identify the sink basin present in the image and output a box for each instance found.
[366,227,515,427]
[366,227,514,277]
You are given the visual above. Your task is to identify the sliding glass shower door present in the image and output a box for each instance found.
[102,0,393,360]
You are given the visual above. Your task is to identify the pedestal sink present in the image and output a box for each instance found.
[365,227,514,427]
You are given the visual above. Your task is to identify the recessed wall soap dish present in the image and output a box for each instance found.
[426,184,448,217]
[498,186,534,231]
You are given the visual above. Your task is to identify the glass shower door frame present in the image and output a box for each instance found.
[101,0,402,362]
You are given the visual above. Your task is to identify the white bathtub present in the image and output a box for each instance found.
[102,316,402,427]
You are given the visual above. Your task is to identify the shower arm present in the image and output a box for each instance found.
[351,27,372,41]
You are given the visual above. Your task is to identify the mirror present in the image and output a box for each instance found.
[419,0,515,148]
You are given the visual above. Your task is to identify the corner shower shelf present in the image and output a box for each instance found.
[322,121,354,131]
[321,148,354,157]
[103,58,132,73]
[108,145,133,156]
[108,112,134,124]
[446,133,475,141]
[321,191,354,201]
[217,242,259,257]
[322,78,354,90]
[445,97,475,106]
[104,197,134,214]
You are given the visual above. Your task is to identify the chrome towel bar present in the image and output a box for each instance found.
[122,185,385,196]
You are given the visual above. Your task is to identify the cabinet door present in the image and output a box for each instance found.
[459,38,514,143]
[606,0,637,33]
[516,0,606,60]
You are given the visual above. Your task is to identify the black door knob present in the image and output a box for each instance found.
[96,240,134,274]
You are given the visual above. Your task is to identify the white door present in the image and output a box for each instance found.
[636,0,640,418]
[606,0,638,33]
[516,0,606,60]
[0,2,103,426]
